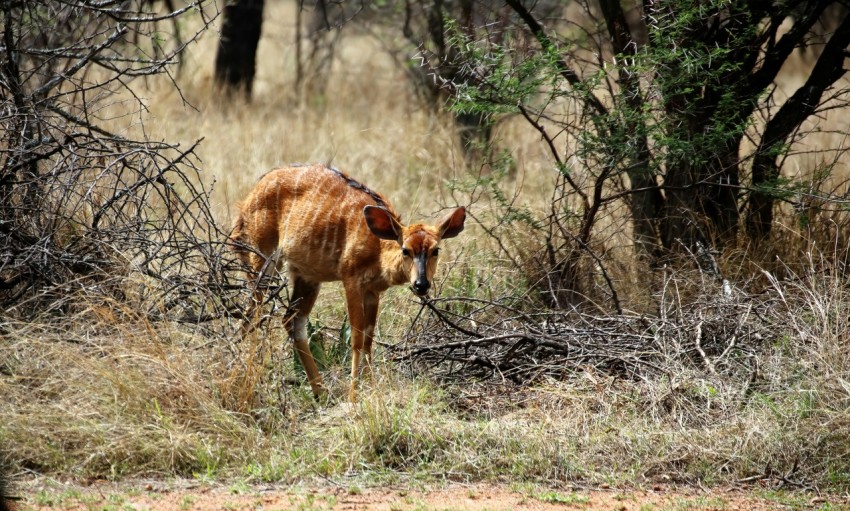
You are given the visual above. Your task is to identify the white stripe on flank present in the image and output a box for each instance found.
[280,167,306,253]
[310,179,337,253]
[328,198,343,256]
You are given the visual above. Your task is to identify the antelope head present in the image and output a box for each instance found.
[364,206,466,296]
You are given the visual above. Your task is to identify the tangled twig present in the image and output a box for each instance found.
[389,292,773,385]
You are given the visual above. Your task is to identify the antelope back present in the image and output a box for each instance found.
[232,164,398,283]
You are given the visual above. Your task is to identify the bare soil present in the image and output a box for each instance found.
[18,479,847,511]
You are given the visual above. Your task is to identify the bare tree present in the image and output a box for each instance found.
[294,0,358,97]
[0,0,245,321]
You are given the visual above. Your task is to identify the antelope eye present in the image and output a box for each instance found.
[401,248,411,257]
[432,248,440,257]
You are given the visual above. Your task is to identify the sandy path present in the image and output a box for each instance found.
[19,479,845,510]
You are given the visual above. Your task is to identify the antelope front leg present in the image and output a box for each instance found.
[361,291,380,379]
[345,284,370,403]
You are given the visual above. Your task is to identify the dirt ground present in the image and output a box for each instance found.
[16,479,849,511]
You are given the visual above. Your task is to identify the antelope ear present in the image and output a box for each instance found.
[437,207,466,239]
[364,206,403,241]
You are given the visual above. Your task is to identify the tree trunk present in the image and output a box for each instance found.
[214,0,265,97]
[661,146,741,251]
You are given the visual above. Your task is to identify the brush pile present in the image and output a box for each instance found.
[390,290,774,387]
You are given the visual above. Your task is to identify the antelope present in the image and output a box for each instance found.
[231,164,466,402]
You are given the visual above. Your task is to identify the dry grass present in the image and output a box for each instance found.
[141,3,468,216]
[2,268,849,486]
[2,0,850,494]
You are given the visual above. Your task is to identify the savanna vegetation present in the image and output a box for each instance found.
[2,0,849,503]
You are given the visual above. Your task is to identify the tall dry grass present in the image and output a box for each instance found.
[2,0,850,492]
[141,2,468,215]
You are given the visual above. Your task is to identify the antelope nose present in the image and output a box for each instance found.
[412,280,430,296]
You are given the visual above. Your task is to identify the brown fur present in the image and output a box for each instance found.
[232,164,466,402]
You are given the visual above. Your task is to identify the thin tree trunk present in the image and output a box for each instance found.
[598,0,663,262]
[295,0,303,96]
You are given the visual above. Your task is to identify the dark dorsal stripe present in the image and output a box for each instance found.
[289,162,387,209]
[326,166,387,209]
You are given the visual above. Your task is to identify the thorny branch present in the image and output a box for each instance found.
[0,0,269,326]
